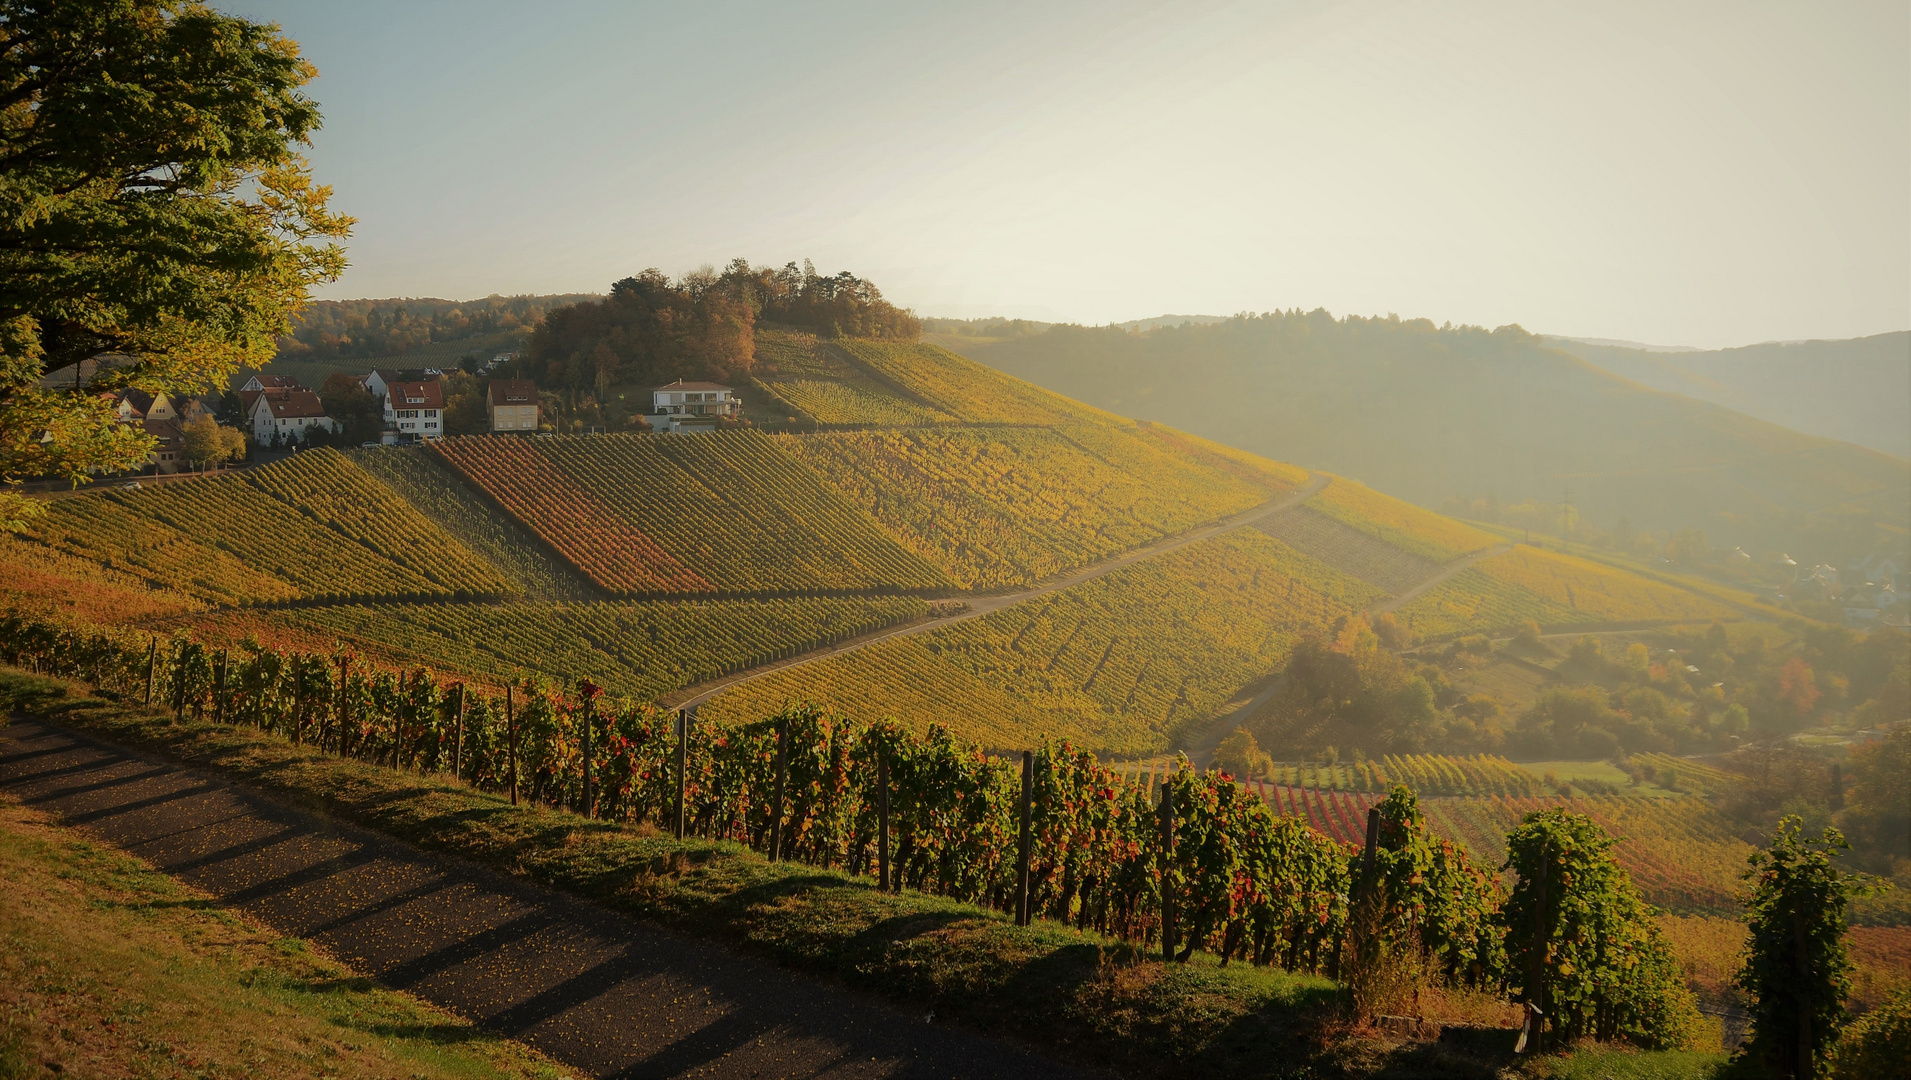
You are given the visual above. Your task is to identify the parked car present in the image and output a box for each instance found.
[119,480,142,490]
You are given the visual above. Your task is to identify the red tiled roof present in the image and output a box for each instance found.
[388,380,445,409]
[488,379,537,406]
[265,389,329,419]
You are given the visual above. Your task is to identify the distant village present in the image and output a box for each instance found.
[79,351,743,477]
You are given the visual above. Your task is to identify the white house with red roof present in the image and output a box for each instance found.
[248,387,335,446]
[648,379,740,433]
[382,379,446,443]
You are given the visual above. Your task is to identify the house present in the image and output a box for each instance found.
[112,388,177,423]
[487,379,539,433]
[647,380,740,434]
[240,374,303,393]
[382,380,445,443]
[365,368,440,402]
[142,418,186,474]
[248,388,335,446]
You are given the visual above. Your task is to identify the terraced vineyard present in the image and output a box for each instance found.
[697,530,1386,754]
[1396,544,1733,638]
[780,425,1300,589]
[349,446,598,600]
[1255,506,1439,595]
[20,451,509,604]
[838,340,1110,426]
[1262,754,1544,796]
[234,595,929,700]
[1306,477,1498,563]
[755,329,955,425]
[437,432,949,595]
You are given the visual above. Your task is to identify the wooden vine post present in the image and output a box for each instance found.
[673,708,688,840]
[877,750,891,892]
[1159,780,1175,963]
[143,635,157,705]
[1359,806,1380,899]
[452,683,466,782]
[1015,750,1034,926]
[292,663,305,745]
[578,679,600,819]
[768,718,788,862]
[506,684,518,806]
[335,655,350,755]
[1793,909,1813,1080]
[213,650,227,725]
[1528,840,1549,1055]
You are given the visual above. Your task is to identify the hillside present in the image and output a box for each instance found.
[1550,332,1911,460]
[933,314,1911,568]
[1,336,1773,758]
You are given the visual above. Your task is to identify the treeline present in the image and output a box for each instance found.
[513,260,919,409]
[276,295,597,361]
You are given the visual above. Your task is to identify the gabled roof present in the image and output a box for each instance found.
[374,368,441,384]
[118,388,160,417]
[263,389,329,419]
[251,375,303,389]
[388,380,445,409]
[488,379,537,407]
[141,418,185,444]
[655,379,733,392]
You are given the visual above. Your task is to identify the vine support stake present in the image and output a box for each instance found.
[580,693,595,819]
[769,719,788,862]
[673,708,688,840]
[1793,909,1813,1080]
[1015,750,1033,927]
[143,636,156,705]
[1529,840,1548,1054]
[214,650,227,725]
[1359,806,1380,900]
[452,683,466,783]
[1159,780,1175,963]
[877,749,891,892]
[293,662,305,746]
[335,656,349,755]
[506,684,518,806]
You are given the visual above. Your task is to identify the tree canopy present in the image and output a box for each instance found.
[0,0,350,521]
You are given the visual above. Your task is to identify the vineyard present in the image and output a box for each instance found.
[1306,477,1499,564]
[247,595,930,700]
[0,538,203,625]
[20,451,509,604]
[698,530,1387,754]
[1395,545,1733,639]
[778,425,1296,589]
[437,432,950,595]
[837,340,1109,426]
[1259,754,1545,797]
[761,378,953,426]
[1255,506,1440,595]
[348,447,598,600]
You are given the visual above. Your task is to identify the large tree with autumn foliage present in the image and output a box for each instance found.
[0,0,351,523]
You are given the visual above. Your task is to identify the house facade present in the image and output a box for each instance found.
[248,388,336,446]
[487,379,539,433]
[647,380,740,433]
[383,380,446,443]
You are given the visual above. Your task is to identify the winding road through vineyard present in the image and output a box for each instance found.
[664,474,1330,710]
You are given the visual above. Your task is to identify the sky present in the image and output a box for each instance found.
[235,0,1910,349]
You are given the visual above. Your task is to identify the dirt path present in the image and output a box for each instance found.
[665,474,1328,710]
[1368,544,1511,616]
[0,717,1081,1080]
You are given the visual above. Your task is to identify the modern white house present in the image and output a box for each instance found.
[248,388,335,446]
[647,380,739,433]
[487,379,539,433]
[382,379,445,443]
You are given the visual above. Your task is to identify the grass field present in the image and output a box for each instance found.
[1396,545,1733,639]
[0,796,570,1080]
[780,425,1297,589]
[214,595,930,699]
[699,530,1385,754]
[20,450,511,605]
[1306,477,1499,564]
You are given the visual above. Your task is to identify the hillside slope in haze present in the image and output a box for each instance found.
[1549,332,1911,460]
[938,313,1911,566]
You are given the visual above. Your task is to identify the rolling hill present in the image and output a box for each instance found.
[1550,331,1911,460]
[932,314,1911,568]
[2,335,1754,757]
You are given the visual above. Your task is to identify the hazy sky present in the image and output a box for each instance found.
[236,0,1909,348]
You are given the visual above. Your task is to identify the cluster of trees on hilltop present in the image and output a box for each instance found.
[276,295,597,361]
[514,260,918,407]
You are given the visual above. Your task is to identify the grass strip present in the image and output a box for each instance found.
[0,785,574,1080]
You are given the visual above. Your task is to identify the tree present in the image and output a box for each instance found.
[0,1,351,526]
[1839,726,1910,865]
[1501,808,1698,1050]
[180,416,242,469]
[1212,727,1270,779]
[1737,817,1877,1078]
[319,373,381,445]
[1827,985,1911,1080]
